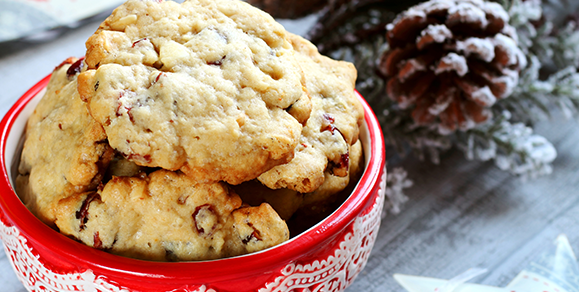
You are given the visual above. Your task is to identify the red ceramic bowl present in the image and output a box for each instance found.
[0,74,386,292]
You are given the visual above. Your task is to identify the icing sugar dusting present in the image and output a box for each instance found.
[447,2,488,28]
[417,24,453,49]
[471,86,496,106]
[389,8,426,31]
[421,0,454,15]
[494,33,527,68]
[482,1,509,23]
[492,69,519,98]
[501,25,519,44]
[435,53,468,76]
[455,37,496,62]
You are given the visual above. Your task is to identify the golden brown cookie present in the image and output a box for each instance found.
[77,0,312,185]
[257,34,364,194]
[235,139,364,223]
[227,203,289,254]
[17,58,113,225]
[301,139,364,209]
[55,169,289,261]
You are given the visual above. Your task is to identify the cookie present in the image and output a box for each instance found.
[301,139,364,208]
[55,169,289,261]
[17,58,113,225]
[227,202,289,254]
[236,139,363,222]
[77,0,312,185]
[257,34,364,194]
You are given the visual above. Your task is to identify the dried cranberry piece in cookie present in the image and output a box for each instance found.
[66,57,85,79]
[75,192,101,231]
[193,204,218,236]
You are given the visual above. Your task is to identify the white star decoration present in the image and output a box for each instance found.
[394,234,579,292]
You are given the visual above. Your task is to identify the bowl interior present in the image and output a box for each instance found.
[0,76,384,280]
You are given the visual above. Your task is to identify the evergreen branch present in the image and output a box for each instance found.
[505,0,579,69]
[457,111,557,178]
[549,21,579,68]
[500,55,579,123]
[494,0,579,124]
[503,0,542,29]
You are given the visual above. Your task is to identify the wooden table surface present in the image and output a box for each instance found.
[1,15,578,292]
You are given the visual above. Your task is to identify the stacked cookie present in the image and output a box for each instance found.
[16,0,364,261]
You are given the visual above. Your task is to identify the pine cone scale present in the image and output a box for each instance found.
[464,99,491,124]
[435,52,469,76]
[453,75,495,107]
[446,2,489,28]
[428,82,456,115]
[398,58,428,82]
[452,37,496,62]
[387,15,443,48]
[439,99,466,133]
[379,46,417,77]
[468,60,517,98]
[412,99,437,125]
[410,73,437,99]
[397,48,443,82]
[417,24,454,49]
[387,78,418,108]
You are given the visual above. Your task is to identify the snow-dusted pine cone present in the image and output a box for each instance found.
[379,0,527,134]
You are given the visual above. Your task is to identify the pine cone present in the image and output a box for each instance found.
[379,0,527,134]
